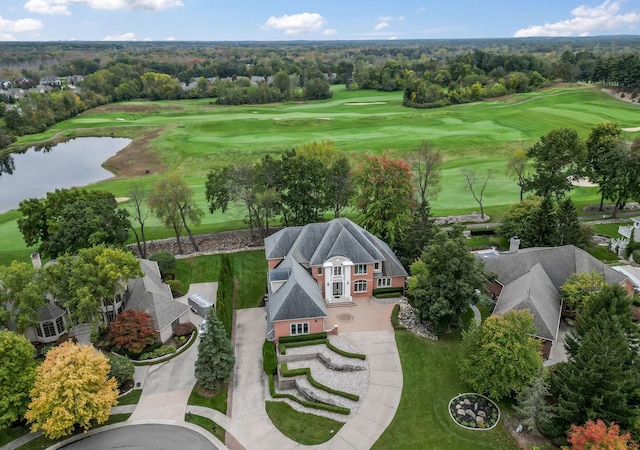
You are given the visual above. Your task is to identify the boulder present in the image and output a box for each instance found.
[465,409,476,419]
[463,399,471,406]
[477,410,486,418]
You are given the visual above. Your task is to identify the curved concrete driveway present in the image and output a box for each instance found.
[225,307,402,450]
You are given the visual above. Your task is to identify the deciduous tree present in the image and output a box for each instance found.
[461,168,494,219]
[566,419,638,450]
[506,148,529,202]
[352,154,415,248]
[25,341,118,439]
[409,226,489,334]
[44,245,142,325]
[0,331,37,429]
[586,122,622,210]
[108,310,158,354]
[148,174,204,253]
[525,128,586,200]
[560,271,606,313]
[129,184,149,258]
[17,189,131,258]
[194,309,235,391]
[0,261,47,332]
[460,310,542,400]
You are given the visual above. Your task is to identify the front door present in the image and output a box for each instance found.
[333,282,343,297]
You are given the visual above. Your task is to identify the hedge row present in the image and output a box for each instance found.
[280,363,360,401]
[279,332,327,344]
[391,304,406,330]
[216,254,234,337]
[372,287,404,297]
[268,374,350,415]
[263,340,277,375]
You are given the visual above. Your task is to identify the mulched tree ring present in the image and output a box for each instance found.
[448,393,500,430]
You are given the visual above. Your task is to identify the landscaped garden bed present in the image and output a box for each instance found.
[448,393,500,430]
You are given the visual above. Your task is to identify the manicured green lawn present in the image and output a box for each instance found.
[591,221,631,238]
[175,250,266,309]
[265,401,345,445]
[3,85,637,266]
[372,330,520,450]
[117,389,142,406]
[184,414,226,443]
[187,386,228,414]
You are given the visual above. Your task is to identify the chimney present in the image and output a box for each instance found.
[30,252,42,268]
[509,236,521,253]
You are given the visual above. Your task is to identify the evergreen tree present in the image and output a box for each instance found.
[551,284,640,433]
[556,197,586,247]
[514,373,558,436]
[526,195,557,247]
[194,309,235,391]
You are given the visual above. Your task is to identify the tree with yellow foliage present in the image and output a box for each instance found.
[25,341,118,439]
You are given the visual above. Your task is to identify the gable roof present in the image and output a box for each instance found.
[480,245,628,341]
[125,259,189,332]
[480,245,626,290]
[493,263,561,341]
[265,218,407,277]
[267,254,327,323]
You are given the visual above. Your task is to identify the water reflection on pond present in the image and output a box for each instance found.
[0,137,131,213]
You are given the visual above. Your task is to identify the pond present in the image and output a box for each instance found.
[0,137,131,213]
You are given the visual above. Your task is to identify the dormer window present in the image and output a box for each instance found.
[374,262,381,272]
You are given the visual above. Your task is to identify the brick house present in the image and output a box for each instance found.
[264,218,407,342]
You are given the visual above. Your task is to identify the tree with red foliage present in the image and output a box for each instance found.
[565,419,638,450]
[351,154,414,248]
[109,310,158,354]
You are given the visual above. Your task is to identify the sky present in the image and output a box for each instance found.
[1,0,640,42]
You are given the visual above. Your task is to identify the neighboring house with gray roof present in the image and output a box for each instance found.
[265,218,407,341]
[125,259,190,342]
[478,244,633,358]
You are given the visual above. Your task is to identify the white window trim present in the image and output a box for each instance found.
[374,262,381,272]
[354,264,367,275]
[354,279,367,293]
[290,322,309,336]
[377,278,391,288]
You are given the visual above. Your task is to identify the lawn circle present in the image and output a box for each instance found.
[448,393,500,430]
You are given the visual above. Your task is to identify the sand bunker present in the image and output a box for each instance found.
[571,178,598,187]
[622,126,640,132]
[115,197,130,203]
[344,101,387,106]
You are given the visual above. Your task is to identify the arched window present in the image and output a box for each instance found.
[354,280,367,293]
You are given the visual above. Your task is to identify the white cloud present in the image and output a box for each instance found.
[378,15,393,22]
[165,36,175,41]
[0,33,17,41]
[262,12,326,35]
[24,0,183,15]
[0,15,43,32]
[417,7,426,13]
[388,36,398,40]
[397,16,404,21]
[323,28,337,36]
[102,31,136,40]
[375,21,389,30]
[514,0,640,37]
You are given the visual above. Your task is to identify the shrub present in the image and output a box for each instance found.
[148,251,177,278]
[372,287,404,297]
[166,279,184,296]
[278,332,327,344]
[267,374,350,415]
[173,322,196,337]
[109,310,158,354]
[280,363,359,401]
[633,249,640,263]
[263,340,277,375]
[107,352,134,388]
[391,304,406,330]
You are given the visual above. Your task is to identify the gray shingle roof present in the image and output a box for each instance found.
[267,255,327,322]
[125,259,189,332]
[493,263,561,341]
[481,245,629,341]
[481,245,626,290]
[266,217,407,277]
[37,303,65,322]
